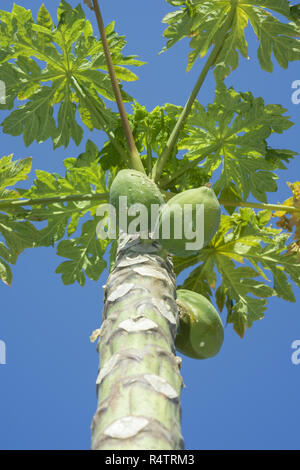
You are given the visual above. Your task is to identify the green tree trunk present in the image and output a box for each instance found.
[91,234,184,450]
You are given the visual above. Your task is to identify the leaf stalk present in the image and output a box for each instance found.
[1,193,299,215]
[152,5,237,182]
[0,193,108,210]
[91,0,145,173]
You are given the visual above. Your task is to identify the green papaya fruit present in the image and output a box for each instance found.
[175,289,224,360]
[109,169,164,234]
[156,186,220,257]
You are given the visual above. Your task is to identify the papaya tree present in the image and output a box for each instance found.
[1,0,300,450]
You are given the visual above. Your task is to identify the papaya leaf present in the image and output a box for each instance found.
[2,87,59,147]
[99,101,187,172]
[0,2,144,148]
[162,0,300,78]
[178,83,296,203]
[130,102,185,158]
[174,208,300,337]
[18,140,108,245]
[0,154,37,284]
[0,141,112,283]
[56,218,107,286]
[0,154,32,199]
[25,141,106,200]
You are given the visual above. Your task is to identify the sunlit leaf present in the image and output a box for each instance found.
[0,1,144,148]
[162,0,300,77]
[177,83,296,203]
[0,154,37,284]
[56,218,107,286]
[174,208,300,336]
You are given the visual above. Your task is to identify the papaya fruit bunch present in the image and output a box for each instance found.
[109,169,224,360]
[110,169,221,255]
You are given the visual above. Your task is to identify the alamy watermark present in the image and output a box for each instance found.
[291,80,300,104]
[96,198,205,252]
[0,80,6,105]
[291,340,300,366]
[0,340,6,365]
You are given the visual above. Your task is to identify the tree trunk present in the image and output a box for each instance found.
[91,233,184,450]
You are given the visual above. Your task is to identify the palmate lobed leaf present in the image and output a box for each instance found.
[0,216,38,286]
[2,87,58,147]
[0,1,144,148]
[162,0,300,78]
[0,142,110,285]
[19,139,108,244]
[0,154,32,198]
[174,208,300,337]
[56,218,107,286]
[24,141,106,200]
[0,154,37,285]
[176,82,296,203]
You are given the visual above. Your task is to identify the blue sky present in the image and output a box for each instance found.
[0,0,299,450]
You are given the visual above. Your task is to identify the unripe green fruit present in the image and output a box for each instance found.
[157,186,221,257]
[175,289,224,360]
[109,169,164,233]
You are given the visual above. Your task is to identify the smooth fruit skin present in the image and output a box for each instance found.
[110,169,164,232]
[157,186,221,257]
[175,289,224,359]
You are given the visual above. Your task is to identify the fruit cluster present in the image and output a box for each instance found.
[109,170,224,359]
